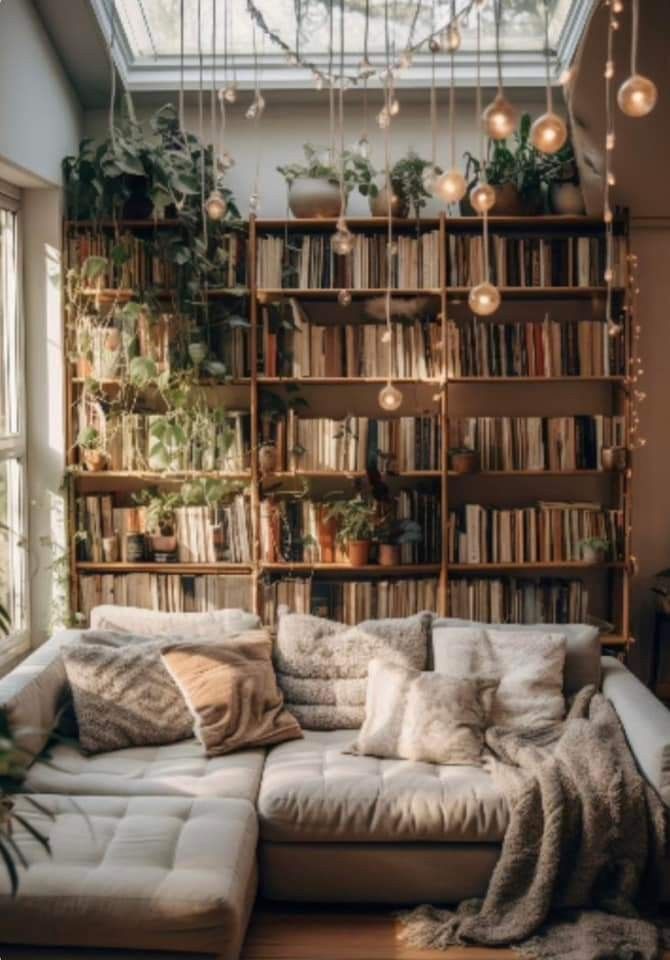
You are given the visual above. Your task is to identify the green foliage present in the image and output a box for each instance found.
[76,426,102,451]
[579,536,611,552]
[375,518,422,546]
[132,488,182,534]
[324,494,377,545]
[390,151,435,216]
[133,477,245,533]
[540,139,579,185]
[277,143,370,195]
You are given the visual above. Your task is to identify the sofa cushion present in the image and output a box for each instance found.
[258,729,509,844]
[432,619,600,694]
[0,794,257,957]
[25,738,266,802]
[90,605,260,638]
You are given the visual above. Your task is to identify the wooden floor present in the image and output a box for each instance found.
[242,905,670,960]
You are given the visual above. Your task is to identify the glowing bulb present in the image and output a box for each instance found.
[387,240,398,256]
[223,84,237,104]
[204,190,227,220]
[604,268,613,283]
[617,74,658,117]
[469,282,501,316]
[434,169,467,204]
[559,68,573,86]
[530,112,568,154]
[606,132,615,150]
[444,23,461,52]
[315,74,324,90]
[332,224,354,256]
[604,60,614,80]
[246,93,265,120]
[219,152,234,171]
[608,323,622,338]
[338,289,352,307]
[613,0,623,10]
[378,383,403,411]
[399,50,413,69]
[604,207,613,224]
[381,329,392,344]
[607,171,616,186]
[469,182,496,214]
[249,192,259,213]
[482,94,518,141]
[356,136,370,159]
[377,106,390,129]
[389,96,400,116]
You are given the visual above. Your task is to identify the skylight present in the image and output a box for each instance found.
[91,0,595,90]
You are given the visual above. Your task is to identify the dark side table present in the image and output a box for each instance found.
[650,610,670,696]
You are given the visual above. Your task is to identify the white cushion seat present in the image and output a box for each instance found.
[258,729,509,844]
[0,795,258,957]
[25,739,266,803]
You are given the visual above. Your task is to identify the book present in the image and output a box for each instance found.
[448,577,589,623]
[79,573,252,621]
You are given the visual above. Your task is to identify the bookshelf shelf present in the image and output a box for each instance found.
[65,210,633,644]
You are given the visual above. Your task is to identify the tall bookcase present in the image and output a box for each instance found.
[64,212,632,650]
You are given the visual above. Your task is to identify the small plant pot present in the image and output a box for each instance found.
[378,544,400,566]
[317,510,338,563]
[492,183,523,216]
[369,186,410,219]
[450,450,480,474]
[149,534,178,554]
[347,540,371,567]
[82,450,107,472]
[549,182,585,216]
[288,178,343,218]
[601,446,627,472]
[581,545,606,565]
[258,443,278,474]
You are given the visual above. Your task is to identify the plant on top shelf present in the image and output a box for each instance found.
[324,494,377,568]
[132,487,182,556]
[579,536,611,564]
[76,426,107,473]
[539,139,585,215]
[374,518,422,567]
[277,143,366,219]
[464,113,546,216]
[357,150,436,218]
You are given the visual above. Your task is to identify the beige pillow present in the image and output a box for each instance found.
[161,630,303,756]
[90,605,260,639]
[349,658,498,765]
[432,626,568,729]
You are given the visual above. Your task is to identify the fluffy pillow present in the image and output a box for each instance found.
[89,605,260,639]
[349,658,498,765]
[274,612,431,729]
[62,637,194,754]
[432,626,567,729]
[161,629,302,756]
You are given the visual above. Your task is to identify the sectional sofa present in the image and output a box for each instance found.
[0,616,668,959]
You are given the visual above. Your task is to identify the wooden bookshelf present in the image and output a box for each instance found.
[64,212,633,644]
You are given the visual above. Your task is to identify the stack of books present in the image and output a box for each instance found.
[448,577,588,623]
[449,415,625,471]
[256,230,440,289]
[79,573,252,620]
[174,500,252,563]
[446,315,625,378]
[447,501,623,564]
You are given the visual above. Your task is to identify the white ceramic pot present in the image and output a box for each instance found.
[288,178,343,219]
[550,182,585,215]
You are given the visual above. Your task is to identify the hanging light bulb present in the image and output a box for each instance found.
[248,192,259,213]
[332,219,354,255]
[434,169,467,204]
[469,282,501,316]
[617,74,658,117]
[204,189,227,220]
[444,23,462,52]
[378,382,403,411]
[246,92,265,120]
[223,83,237,104]
[314,73,325,91]
[389,96,400,117]
[530,112,568,154]
[377,106,390,129]
[218,152,235,171]
[356,135,370,159]
[470,182,496,214]
[380,328,392,344]
[482,93,517,140]
[338,289,352,307]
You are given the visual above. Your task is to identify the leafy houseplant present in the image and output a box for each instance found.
[541,140,585,215]
[360,151,435,219]
[375,518,422,566]
[464,113,545,216]
[277,143,364,219]
[132,488,181,557]
[324,495,377,567]
[579,537,611,564]
[76,426,107,473]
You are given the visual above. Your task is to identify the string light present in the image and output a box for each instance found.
[603,0,619,337]
[618,0,657,117]
[482,0,517,140]
[338,289,352,307]
[530,0,567,154]
[378,382,403,411]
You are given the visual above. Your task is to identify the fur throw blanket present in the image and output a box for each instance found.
[401,686,667,960]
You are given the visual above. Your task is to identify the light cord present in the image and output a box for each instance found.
[631,0,639,75]
[544,0,553,113]
[449,0,457,169]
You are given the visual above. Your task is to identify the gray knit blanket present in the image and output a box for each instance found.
[401,686,667,960]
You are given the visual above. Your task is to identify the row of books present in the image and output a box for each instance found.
[68,230,247,290]
[448,577,589,624]
[77,403,251,472]
[285,414,442,472]
[449,416,625,471]
[447,502,623,564]
[446,315,625,378]
[256,231,441,289]
[75,495,252,563]
[261,577,440,626]
[78,574,253,621]
[260,301,441,379]
[259,490,441,564]
[446,234,626,288]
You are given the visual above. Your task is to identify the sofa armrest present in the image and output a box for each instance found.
[601,655,670,806]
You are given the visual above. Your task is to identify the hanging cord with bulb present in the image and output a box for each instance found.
[631,0,639,75]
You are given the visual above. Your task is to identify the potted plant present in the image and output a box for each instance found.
[277,144,345,219]
[449,447,480,474]
[77,426,107,472]
[375,518,422,566]
[361,151,435,219]
[601,445,627,472]
[133,488,181,558]
[463,113,545,216]
[541,140,585,215]
[324,495,377,567]
[580,536,611,564]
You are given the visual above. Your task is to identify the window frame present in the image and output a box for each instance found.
[0,181,30,666]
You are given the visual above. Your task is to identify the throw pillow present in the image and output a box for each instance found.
[432,626,568,729]
[274,611,431,729]
[62,638,194,754]
[349,658,498,765]
[161,629,303,756]
[89,605,260,639]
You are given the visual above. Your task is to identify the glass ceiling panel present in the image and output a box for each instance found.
[114,0,573,61]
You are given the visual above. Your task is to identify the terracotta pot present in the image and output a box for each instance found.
[149,534,177,554]
[347,540,371,567]
[258,443,278,474]
[601,446,627,471]
[450,450,480,474]
[369,186,409,219]
[549,182,585,215]
[581,545,605,565]
[83,450,107,472]
[378,544,400,566]
[288,178,343,218]
[317,510,338,563]
[492,182,523,216]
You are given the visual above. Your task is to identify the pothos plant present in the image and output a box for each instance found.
[324,494,377,546]
[277,143,369,195]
